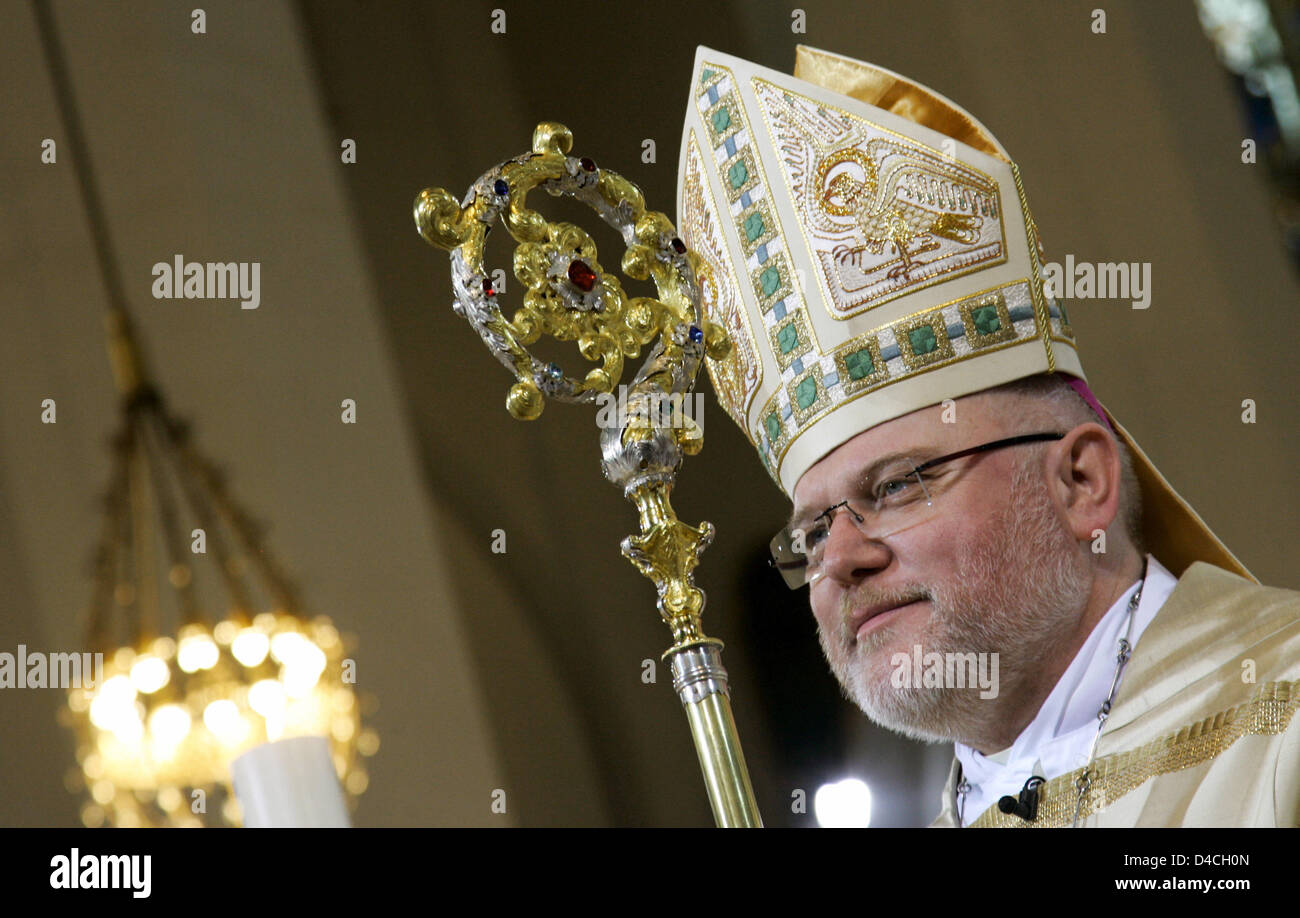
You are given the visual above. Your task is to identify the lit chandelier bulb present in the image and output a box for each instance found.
[231,628,269,667]
[202,699,245,743]
[89,674,138,732]
[283,667,322,699]
[248,679,286,718]
[177,629,219,673]
[270,630,311,666]
[111,704,145,743]
[129,655,170,694]
[149,704,192,746]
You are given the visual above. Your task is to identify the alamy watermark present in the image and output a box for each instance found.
[0,645,103,689]
[50,848,150,898]
[595,385,704,430]
[1041,257,1151,309]
[152,254,261,309]
[890,645,999,699]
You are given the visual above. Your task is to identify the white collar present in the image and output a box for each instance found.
[953,554,1177,825]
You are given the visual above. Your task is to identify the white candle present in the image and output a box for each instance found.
[231,735,350,827]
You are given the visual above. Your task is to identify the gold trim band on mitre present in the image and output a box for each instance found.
[753,277,1074,486]
[1009,162,1054,375]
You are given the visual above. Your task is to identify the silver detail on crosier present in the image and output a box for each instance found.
[671,643,732,705]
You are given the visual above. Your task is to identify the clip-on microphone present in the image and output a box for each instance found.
[997,775,1046,822]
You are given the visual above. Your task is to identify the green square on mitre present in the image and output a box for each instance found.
[712,107,731,133]
[701,68,715,84]
[759,265,780,297]
[845,347,874,380]
[777,323,799,354]
[971,304,1001,335]
[728,160,748,189]
[795,376,818,410]
[765,412,781,443]
[909,325,938,355]
[744,211,765,242]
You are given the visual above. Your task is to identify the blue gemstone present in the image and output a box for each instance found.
[493,179,509,196]
[547,362,562,379]
[688,325,703,343]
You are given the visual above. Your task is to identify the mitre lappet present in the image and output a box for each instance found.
[675,44,1251,581]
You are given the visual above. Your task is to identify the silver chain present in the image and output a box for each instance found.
[1071,564,1146,827]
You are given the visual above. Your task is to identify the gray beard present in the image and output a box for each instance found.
[818,456,1095,745]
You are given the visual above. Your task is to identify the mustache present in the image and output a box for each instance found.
[837,584,932,642]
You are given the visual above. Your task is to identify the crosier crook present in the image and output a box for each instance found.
[414,122,762,827]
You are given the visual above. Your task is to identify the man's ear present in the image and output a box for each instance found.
[1048,423,1123,542]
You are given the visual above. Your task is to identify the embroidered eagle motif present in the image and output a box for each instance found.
[754,80,1004,310]
[815,143,983,280]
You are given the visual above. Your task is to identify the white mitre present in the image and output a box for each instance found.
[676,45,1252,581]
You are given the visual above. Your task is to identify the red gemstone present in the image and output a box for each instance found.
[579,157,596,172]
[482,278,494,295]
[671,237,686,254]
[567,260,596,292]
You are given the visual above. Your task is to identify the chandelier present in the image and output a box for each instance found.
[35,1,376,827]
[59,313,377,828]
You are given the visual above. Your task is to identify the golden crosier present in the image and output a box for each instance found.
[415,123,759,826]
[414,121,731,646]
[621,481,713,646]
[414,122,729,419]
[412,185,468,252]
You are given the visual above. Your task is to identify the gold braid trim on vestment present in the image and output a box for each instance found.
[969,681,1299,827]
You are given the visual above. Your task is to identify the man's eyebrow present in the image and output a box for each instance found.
[785,448,931,530]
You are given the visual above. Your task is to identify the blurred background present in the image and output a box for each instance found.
[1,0,1297,827]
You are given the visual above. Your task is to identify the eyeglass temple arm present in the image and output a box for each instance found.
[910,432,1064,476]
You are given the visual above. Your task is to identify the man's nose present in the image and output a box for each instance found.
[819,508,891,585]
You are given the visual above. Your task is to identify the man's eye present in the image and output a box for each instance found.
[875,476,917,499]
[804,524,829,550]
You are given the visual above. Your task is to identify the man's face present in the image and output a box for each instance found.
[790,393,1093,745]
